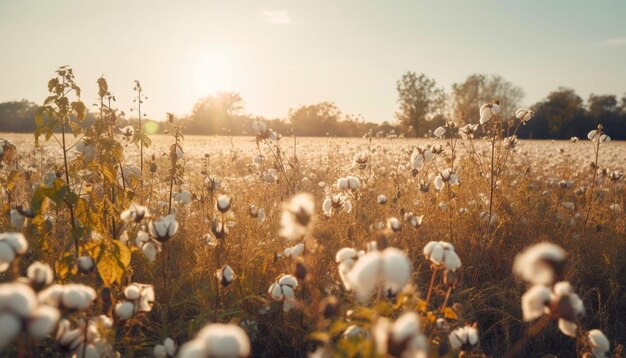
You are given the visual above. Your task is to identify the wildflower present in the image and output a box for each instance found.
[336,248,358,290]
[148,214,179,242]
[154,337,177,358]
[268,274,298,311]
[322,193,352,216]
[449,325,479,351]
[179,323,250,358]
[588,329,610,358]
[434,126,446,138]
[114,283,155,320]
[423,241,461,271]
[0,233,28,272]
[515,108,534,124]
[216,195,232,213]
[26,261,54,290]
[120,203,149,223]
[216,265,236,287]
[279,193,315,241]
[346,247,411,302]
[434,169,460,191]
[513,242,566,285]
[374,312,427,358]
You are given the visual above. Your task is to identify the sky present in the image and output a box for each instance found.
[1,0,625,123]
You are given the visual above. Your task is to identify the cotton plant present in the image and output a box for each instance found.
[283,243,305,258]
[279,193,315,241]
[322,193,352,217]
[448,325,480,353]
[268,274,299,312]
[335,248,358,290]
[153,337,177,358]
[0,232,28,272]
[336,176,361,191]
[114,283,155,320]
[373,312,427,358]
[512,242,612,356]
[433,168,460,191]
[178,323,251,358]
[56,315,116,357]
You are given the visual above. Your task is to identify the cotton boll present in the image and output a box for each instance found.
[0,313,21,351]
[381,248,411,292]
[347,250,383,302]
[154,344,168,358]
[198,324,251,358]
[558,318,577,337]
[77,256,95,273]
[10,209,26,228]
[2,233,28,254]
[9,283,38,318]
[142,241,159,262]
[115,301,135,320]
[38,284,63,307]
[278,275,298,288]
[268,283,283,300]
[124,284,141,300]
[0,241,16,272]
[138,285,155,312]
[521,285,551,321]
[178,339,207,358]
[164,337,177,356]
[588,329,610,358]
[61,284,97,310]
[27,305,60,339]
[27,261,54,289]
[281,285,296,312]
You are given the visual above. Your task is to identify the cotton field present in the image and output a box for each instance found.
[0,106,624,357]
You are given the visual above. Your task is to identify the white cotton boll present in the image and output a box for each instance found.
[10,209,26,228]
[587,130,598,140]
[164,337,177,356]
[381,248,411,292]
[136,230,150,246]
[553,281,572,296]
[143,241,159,262]
[443,251,462,271]
[588,329,610,358]
[27,261,54,288]
[38,284,63,307]
[290,243,305,257]
[433,126,446,138]
[0,241,16,272]
[449,173,460,186]
[479,104,492,125]
[198,324,251,358]
[2,232,28,255]
[513,242,566,285]
[434,175,444,191]
[139,285,155,312]
[154,344,167,358]
[347,176,360,190]
[337,178,349,190]
[278,275,298,288]
[62,284,96,310]
[336,248,357,263]
[178,339,207,358]
[77,256,95,272]
[347,251,383,302]
[558,318,577,337]
[322,197,332,216]
[521,285,551,321]
[449,328,465,350]
[429,245,445,265]
[124,285,141,300]
[0,313,21,351]
[9,283,38,318]
[27,305,60,339]
[115,301,135,320]
[391,312,420,343]
[466,326,479,346]
[281,285,296,312]
[338,262,353,290]
[217,195,231,212]
[268,283,283,300]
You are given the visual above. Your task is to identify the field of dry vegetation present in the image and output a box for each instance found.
[0,73,624,358]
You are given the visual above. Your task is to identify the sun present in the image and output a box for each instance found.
[190,49,235,96]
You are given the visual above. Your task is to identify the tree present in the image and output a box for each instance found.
[187,92,244,135]
[520,88,585,139]
[395,72,445,136]
[289,102,342,136]
[451,74,524,121]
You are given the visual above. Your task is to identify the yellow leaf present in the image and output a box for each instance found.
[443,307,459,320]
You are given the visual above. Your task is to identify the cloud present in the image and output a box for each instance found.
[262,10,291,25]
[597,36,626,47]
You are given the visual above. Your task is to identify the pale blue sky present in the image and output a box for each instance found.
[1,0,625,122]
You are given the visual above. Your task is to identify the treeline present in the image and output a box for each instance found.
[1,73,625,139]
